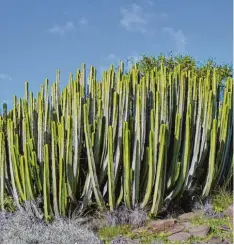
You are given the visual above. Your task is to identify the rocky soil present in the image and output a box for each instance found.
[100,204,233,244]
[0,202,233,244]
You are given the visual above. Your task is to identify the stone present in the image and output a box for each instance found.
[208,237,233,244]
[217,224,230,231]
[178,211,202,221]
[222,238,233,244]
[207,237,223,244]
[223,204,233,218]
[111,236,140,244]
[168,232,191,242]
[151,239,165,244]
[180,222,195,230]
[167,224,185,235]
[188,224,210,238]
[147,219,175,232]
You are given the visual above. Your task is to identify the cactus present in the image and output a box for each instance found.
[150,124,168,216]
[43,144,52,222]
[83,104,106,210]
[202,119,217,197]
[123,121,131,208]
[51,121,59,217]
[0,132,5,211]
[0,62,232,220]
[107,126,115,211]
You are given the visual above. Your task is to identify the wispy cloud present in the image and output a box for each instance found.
[79,17,88,25]
[120,3,150,33]
[0,73,12,81]
[48,21,75,35]
[162,27,188,52]
[106,53,119,61]
[120,3,168,35]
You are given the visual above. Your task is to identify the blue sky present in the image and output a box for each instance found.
[0,0,233,107]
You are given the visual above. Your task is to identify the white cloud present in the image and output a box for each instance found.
[65,21,74,30]
[127,51,141,62]
[0,73,12,81]
[162,27,188,52]
[48,21,75,35]
[106,53,118,61]
[79,17,88,25]
[120,3,168,35]
[120,3,149,33]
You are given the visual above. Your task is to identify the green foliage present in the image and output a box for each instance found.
[3,195,17,212]
[135,53,232,82]
[211,188,233,213]
[98,225,132,243]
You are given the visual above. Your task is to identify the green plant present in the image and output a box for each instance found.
[0,59,233,221]
[98,224,132,243]
[211,188,233,213]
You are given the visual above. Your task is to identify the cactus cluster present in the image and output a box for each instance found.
[0,62,233,220]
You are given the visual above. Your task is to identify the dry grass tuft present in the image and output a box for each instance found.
[104,205,148,227]
[0,210,101,244]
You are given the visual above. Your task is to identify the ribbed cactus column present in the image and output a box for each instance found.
[43,144,52,222]
[141,130,154,208]
[51,121,59,217]
[123,121,131,208]
[0,131,5,211]
[131,84,141,205]
[83,104,106,210]
[65,115,76,202]
[165,104,192,205]
[108,126,115,211]
[202,119,217,197]
[7,119,21,209]
[58,116,67,215]
[150,124,167,216]
[214,77,233,186]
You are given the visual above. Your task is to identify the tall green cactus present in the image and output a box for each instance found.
[123,121,131,208]
[43,144,52,222]
[202,119,217,197]
[150,124,167,216]
[108,126,115,211]
[83,103,106,210]
[0,131,5,211]
[0,61,232,220]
